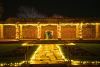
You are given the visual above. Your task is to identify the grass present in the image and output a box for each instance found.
[76,43,100,56]
[0,43,38,63]
[60,43,100,61]
[1,43,100,63]
[0,43,21,53]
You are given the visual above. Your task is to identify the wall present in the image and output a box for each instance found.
[0,23,99,40]
[3,25,16,39]
[21,25,37,39]
[61,25,76,40]
[82,24,96,39]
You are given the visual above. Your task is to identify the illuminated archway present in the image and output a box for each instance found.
[45,30,53,39]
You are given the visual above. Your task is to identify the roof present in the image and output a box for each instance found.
[1,17,100,24]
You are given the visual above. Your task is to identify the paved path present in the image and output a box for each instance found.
[29,44,66,64]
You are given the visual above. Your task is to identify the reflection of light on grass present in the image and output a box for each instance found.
[19,61,25,66]
[57,45,68,61]
[22,43,28,46]
[67,43,76,45]
[29,45,41,64]
[0,63,3,66]
[0,61,25,67]
[71,60,80,65]
[71,60,100,65]
[29,44,67,64]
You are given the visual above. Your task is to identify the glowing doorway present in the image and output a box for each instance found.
[45,30,53,39]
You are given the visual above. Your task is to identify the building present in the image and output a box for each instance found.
[0,18,100,41]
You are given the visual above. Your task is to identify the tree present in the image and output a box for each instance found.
[17,6,46,18]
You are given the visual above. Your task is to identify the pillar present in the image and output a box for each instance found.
[16,24,20,39]
[57,23,61,39]
[96,23,99,39]
[19,24,23,39]
[0,24,3,39]
[37,22,41,39]
[76,23,79,39]
[79,22,83,39]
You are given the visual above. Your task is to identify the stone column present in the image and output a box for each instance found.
[96,23,99,39]
[16,24,20,39]
[19,24,23,39]
[57,23,61,39]
[37,22,41,39]
[0,24,3,39]
[79,22,83,39]
[76,23,79,39]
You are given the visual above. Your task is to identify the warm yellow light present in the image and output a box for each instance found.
[22,43,28,46]
[19,61,25,65]
[3,24,16,25]
[29,45,41,64]
[57,45,68,61]
[0,61,25,67]
[0,63,4,66]
[82,61,87,64]
[29,44,67,64]
[67,43,76,45]
[19,24,37,26]
[71,60,80,65]
[40,24,58,26]
[60,23,77,26]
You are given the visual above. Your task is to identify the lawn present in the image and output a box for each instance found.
[60,43,100,61]
[0,43,21,53]
[76,43,100,56]
[0,43,38,63]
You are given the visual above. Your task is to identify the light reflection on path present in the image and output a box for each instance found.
[29,44,67,64]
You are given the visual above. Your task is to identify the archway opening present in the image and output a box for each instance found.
[45,30,53,39]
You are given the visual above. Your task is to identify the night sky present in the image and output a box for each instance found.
[2,0,100,19]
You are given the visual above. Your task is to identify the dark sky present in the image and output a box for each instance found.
[2,0,100,19]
